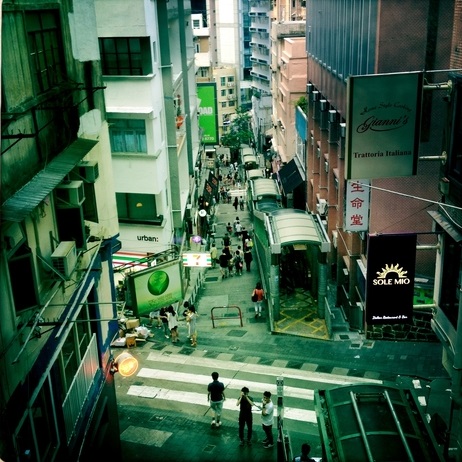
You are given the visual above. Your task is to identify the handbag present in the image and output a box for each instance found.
[251,293,258,302]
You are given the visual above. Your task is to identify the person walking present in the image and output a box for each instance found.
[236,387,255,446]
[293,443,317,462]
[244,245,253,272]
[219,249,230,279]
[252,282,265,318]
[261,391,274,448]
[210,243,218,268]
[166,305,179,343]
[233,196,238,212]
[234,250,243,276]
[207,372,225,427]
[186,305,198,347]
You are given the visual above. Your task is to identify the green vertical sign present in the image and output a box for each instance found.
[198,83,218,145]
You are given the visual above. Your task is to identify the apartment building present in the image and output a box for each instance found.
[95,0,200,263]
[1,0,123,459]
[249,0,273,154]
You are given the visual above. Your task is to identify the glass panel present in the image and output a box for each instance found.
[127,194,156,220]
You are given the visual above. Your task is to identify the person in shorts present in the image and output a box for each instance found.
[207,371,225,427]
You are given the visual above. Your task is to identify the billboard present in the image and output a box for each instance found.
[366,233,417,325]
[346,72,423,180]
[198,83,218,145]
[127,259,183,317]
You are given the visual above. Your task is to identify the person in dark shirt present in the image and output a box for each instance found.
[236,386,255,446]
[207,372,225,427]
[219,250,230,279]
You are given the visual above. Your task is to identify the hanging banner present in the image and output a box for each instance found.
[366,233,416,325]
[345,72,422,180]
[344,179,370,232]
[198,83,219,145]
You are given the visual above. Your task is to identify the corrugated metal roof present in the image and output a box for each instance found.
[251,178,281,199]
[270,208,324,247]
[1,138,98,223]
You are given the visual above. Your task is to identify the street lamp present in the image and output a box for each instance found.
[111,352,138,377]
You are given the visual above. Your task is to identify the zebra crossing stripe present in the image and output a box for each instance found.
[145,350,382,386]
[127,384,316,423]
[124,351,382,424]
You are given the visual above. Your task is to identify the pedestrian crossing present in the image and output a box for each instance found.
[123,349,383,425]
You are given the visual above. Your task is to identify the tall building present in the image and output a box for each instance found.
[249,0,273,154]
[305,0,456,337]
[1,0,124,459]
[95,0,200,264]
[270,0,306,183]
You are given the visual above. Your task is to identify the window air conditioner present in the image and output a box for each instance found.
[316,198,327,215]
[55,181,85,208]
[51,241,77,280]
[73,160,99,183]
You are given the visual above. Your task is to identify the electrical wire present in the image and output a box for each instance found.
[357,182,462,211]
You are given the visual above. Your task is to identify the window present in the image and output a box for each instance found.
[229,100,235,107]
[449,75,462,184]
[193,19,200,28]
[99,37,152,75]
[108,119,147,153]
[220,77,226,86]
[221,101,227,108]
[116,193,162,224]
[228,76,235,83]
[26,10,66,94]
[221,90,226,97]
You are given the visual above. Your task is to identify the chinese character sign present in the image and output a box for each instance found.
[344,179,370,232]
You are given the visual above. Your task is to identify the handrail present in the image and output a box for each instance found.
[211,305,243,328]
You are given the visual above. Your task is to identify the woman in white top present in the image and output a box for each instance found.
[167,305,179,343]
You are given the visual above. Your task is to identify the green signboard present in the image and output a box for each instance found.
[198,83,218,145]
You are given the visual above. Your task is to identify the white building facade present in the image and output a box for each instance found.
[95,0,200,260]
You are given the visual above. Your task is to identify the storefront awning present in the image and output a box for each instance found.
[278,157,305,194]
[265,208,330,253]
[1,138,98,222]
[428,210,462,242]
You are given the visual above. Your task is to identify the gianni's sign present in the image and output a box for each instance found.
[345,72,423,180]
[366,234,417,325]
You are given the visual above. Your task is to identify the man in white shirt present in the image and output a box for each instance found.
[261,391,274,448]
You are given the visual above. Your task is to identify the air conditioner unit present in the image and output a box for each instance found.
[51,241,77,280]
[316,198,327,216]
[227,82,235,87]
[227,95,234,100]
[73,160,99,183]
[55,181,85,208]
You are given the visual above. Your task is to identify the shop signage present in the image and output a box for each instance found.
[366,233,416,325]
[182,252,211,267]
[127,259,183,317]
[198,83,219,145]
[344,179,370,232]
[345,72,422,180]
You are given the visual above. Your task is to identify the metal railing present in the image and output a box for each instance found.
[211,305,243,328]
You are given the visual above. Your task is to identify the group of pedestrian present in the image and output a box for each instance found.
[152,302,198,347]
[207,372,275,449]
